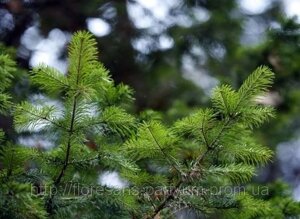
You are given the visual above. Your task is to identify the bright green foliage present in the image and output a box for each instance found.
[0,143,45,219]
[211,84,239,116]
[238,66,275,104]
[31,64,69,96]
[123,65,278,218]
[223,181,300,219]
[173,108,216,139]
[0,54,15,114]
[0,53,47,218]
[1,31,300,218]
[2,31,137,218]
[206,164,255,184]
[225,193,273,218]
[125,121,179,161]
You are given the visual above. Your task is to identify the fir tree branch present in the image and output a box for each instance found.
[6,147,14,179]
[68,155,99,165]
[146,126,182,175]
[235,66,274,110]
[220,89,230,114]
[31,64,69,96]
[149,117,235,218]
[13,104,65,131]
[147,180,182,219]
[54,34,92,185]
[47,37,83,214]
[53,95,78,186]
[201,113,210,149]
[194,118,232,166]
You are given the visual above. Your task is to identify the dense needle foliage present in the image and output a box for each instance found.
[1,31,300,218]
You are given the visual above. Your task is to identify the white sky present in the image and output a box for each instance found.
[98,171,128,189]
[240,0,300,21]
[283,0,300,21]
[86,18,111,37]
[239,0,272,14]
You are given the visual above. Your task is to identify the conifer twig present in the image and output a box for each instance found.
[53,96,77,186]
[53,36,84,186]
[14,105,66,130]
[47,38,83,214]
[146,126,182,175]
[148,117,234,218]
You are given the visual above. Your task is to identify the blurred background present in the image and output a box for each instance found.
[1,0,300,202]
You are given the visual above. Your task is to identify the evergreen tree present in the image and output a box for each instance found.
[1,31,300,218]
